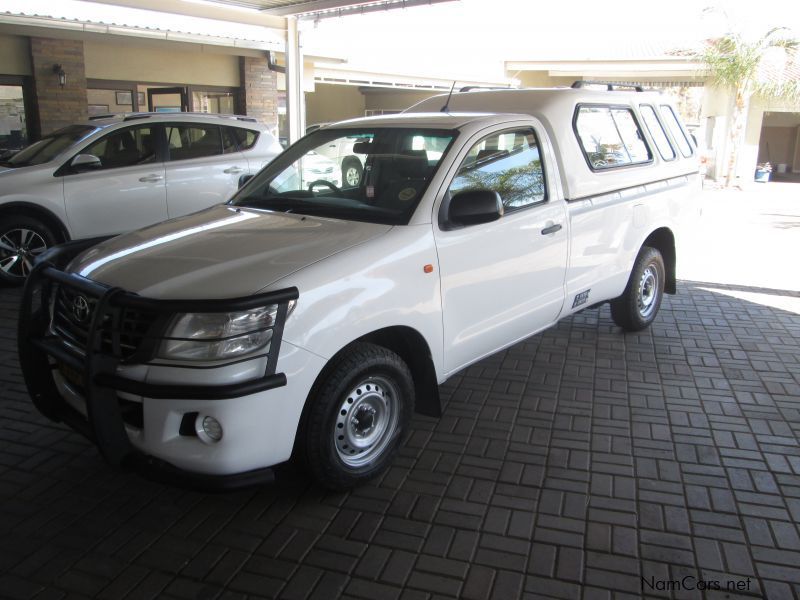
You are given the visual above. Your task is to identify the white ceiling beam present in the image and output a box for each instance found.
[265,0,455,18]
[80,0,286,28]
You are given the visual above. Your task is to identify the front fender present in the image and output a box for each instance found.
[269,224,445,382]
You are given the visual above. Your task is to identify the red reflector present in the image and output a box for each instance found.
[423,264,433,273]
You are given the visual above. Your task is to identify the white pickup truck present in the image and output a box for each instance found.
[19,85,699,489]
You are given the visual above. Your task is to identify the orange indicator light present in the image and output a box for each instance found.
[423,264,434,273]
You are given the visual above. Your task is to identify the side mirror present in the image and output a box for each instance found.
[71,154,102,171]
[448,189,504,227]
[238,173,255,188]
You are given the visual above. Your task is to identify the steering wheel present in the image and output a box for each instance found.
[307,179,342,196]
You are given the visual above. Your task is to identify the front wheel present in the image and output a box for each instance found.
[0,216,57,286]
[302,342,413,490]
[610,246,665,332]
[341,158,363,187]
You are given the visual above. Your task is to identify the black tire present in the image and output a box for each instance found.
[610,246,665,332]
[301,342,413,490]
[341,157,363,187]
[0,216,57,286]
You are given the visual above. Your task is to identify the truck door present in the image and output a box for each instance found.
[434,125,568,374]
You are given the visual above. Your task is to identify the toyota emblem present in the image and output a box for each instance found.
[72,295,90,323]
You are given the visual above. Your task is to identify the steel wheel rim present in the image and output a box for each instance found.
[637,264,659,318]
[0,228,47,278]
[334,376,399,468]
[345,166,360,186]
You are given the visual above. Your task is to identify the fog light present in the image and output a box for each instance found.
[195,414,223,444]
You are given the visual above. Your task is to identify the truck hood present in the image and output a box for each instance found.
[69,205,392,298]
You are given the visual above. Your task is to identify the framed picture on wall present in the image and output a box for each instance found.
[137,92,146,108]
[88,104,109,116]
[115,91,132,105]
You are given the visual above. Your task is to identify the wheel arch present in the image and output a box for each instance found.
[297,326,441,437]
[341,154,362,168]
[291,325,441,469]
[642,227,676,294]
[0,201,71,243]
[356,326,441,418]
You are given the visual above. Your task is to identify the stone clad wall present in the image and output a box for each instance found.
[29,37,88,135]
[240,56,279,134]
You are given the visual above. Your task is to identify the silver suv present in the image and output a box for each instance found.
[0,112,282,284]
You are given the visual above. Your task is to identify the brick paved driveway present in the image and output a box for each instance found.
[1,187,799,599]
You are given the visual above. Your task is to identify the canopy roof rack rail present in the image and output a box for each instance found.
[458,85,513,93]
[571,81,645,92]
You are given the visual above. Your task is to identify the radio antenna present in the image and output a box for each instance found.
[440,81,457,113]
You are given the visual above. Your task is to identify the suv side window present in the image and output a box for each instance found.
[230,127,259,151]
[659,105,694,158]
[82,125,157,170]
[448,128,546,211]
[639,104,676,161]
[575,105,651,169]
[166,124,223,160]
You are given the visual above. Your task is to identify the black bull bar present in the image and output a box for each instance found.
[17,238,298,480]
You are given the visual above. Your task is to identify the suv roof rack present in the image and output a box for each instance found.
[571,80,645,92]
[88,112,258,123]
[177,112,258,122]
[87,112,151,121]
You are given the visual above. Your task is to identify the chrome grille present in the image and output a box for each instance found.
[52,286,158,361]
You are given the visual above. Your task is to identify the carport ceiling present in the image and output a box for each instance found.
[207,0,456,18]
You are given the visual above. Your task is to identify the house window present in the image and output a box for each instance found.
[0,83,28,154]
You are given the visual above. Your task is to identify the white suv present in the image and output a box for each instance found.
[0,113,282,284]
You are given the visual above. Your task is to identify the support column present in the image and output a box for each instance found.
[285,17,304,143]
[29,37,87,135]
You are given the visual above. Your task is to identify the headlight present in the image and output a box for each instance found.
[159,305,278,361]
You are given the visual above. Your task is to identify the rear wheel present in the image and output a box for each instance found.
[0,216,57,286]
[610,246,665,332]
[302,342,413,490]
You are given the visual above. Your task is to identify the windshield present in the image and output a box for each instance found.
[5,125,97,168]
[230,127,456,225]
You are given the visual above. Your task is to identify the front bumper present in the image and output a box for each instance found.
[18,239,300,488]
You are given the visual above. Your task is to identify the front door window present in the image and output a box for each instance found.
[83,126,158,170]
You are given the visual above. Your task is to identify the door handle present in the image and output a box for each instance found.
[541,223,562,235]
[138,174,163,183]
[224,166,245,174]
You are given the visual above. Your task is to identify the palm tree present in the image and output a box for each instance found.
[699,26,798,186]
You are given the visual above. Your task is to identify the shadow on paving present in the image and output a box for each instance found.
[0,281,799,599]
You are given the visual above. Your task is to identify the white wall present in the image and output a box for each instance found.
[305,84,365,126]
[84,40,241,86]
